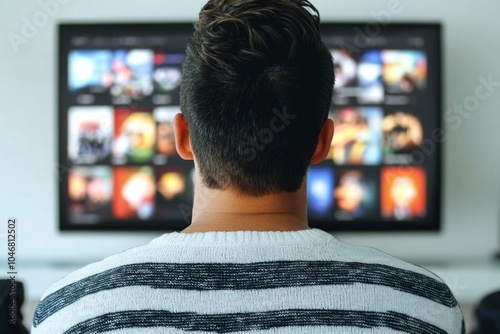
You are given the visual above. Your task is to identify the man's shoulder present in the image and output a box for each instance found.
[31,237,166,332]
[331,241,465,333]
[40,236,166,298]
[332,238,428,271]
[328,239,464,312]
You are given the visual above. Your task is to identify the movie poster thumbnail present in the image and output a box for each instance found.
[68,50,113,94]
[113,167,155,220]
[332,49,384,104]
[329,107,383,165]
[154,107,179,162]
[112,108,156,164]
[68,167,112,223]
[333,169,379,221]
[307,166,335,218]
[68,106,113,164]
[155,168,195,219]
[382,111,424,159]
[381,50,427,94]
[357,50,384,104]
[381,167,427,220]
[109,49,154,103]
[153,53,184,105]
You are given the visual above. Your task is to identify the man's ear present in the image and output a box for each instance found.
[311,118,334,165]
[173,113,194,160]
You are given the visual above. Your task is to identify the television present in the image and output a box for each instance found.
[58,22,442,232]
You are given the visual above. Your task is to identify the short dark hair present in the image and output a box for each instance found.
[181,0,334,196]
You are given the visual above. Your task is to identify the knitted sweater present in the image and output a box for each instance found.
[32,229,465,333]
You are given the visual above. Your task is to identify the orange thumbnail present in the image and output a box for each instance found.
[381,167,426,220]
[113,167,155,220]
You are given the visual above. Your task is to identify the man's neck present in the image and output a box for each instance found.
[182,185,309,234]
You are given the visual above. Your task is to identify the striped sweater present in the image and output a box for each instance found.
[32,229,465,333]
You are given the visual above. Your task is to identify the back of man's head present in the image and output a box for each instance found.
[181,0,334,196]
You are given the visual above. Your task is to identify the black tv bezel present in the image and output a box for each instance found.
[58,22,442,233]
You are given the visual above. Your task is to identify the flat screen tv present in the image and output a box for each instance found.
[58,22,442,231]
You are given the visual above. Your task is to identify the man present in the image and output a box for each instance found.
[32,0,465,333]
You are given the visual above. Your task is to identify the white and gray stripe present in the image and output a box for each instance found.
[32,230,465,334]
[63,309,448,334]
[33,284,463,333]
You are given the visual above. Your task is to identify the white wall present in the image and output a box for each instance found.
[1,0,499,269]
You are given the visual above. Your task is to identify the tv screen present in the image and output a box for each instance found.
[58,23,442,231]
